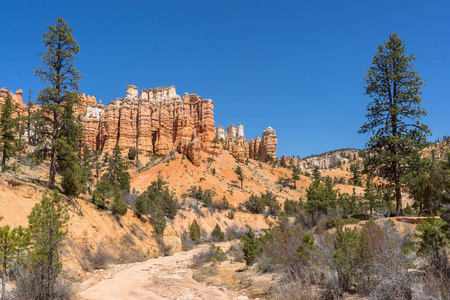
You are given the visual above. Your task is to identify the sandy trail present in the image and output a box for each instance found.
[77,243,245,300]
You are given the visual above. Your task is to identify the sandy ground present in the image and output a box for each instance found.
[77,242,248,300]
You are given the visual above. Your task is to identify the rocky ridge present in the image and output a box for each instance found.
[80,85,277,166]
[215,123,277,162]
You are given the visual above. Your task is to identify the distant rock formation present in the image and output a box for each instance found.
[216,123,278,162]
[81,85,219,166]
[1,84,277,166]
[0,87,26,116]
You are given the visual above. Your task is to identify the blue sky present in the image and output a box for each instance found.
[1,0,449,157]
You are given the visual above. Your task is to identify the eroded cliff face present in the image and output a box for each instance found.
[1,84,277,166]
[0,87,26,117]
[218,123,277,162]
[81,85,219,166]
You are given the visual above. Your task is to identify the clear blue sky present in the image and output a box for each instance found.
[1,0,449,157]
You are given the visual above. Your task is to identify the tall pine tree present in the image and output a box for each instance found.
[359,33,430,215]
[35,17,82,188]
[0,94,19,172]
[28,190,69,299]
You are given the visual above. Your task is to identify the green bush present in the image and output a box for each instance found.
[134,180,178,219]
[241,227,261,265]
[244,194,266,214]
[284,199,301,215]
[127,146,137,160]
[189,219,201,244]
[111,188,128,216]
[211,224,225,242]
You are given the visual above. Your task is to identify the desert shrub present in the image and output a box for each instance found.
[114,233,147,263]
[12,266,75,300]
[270,279,315,300]
[284,199,301,215]
[211,224,225,242]
[122,189,139,206]
[225,223,246,240]
[79,241,114,272]
[227,211,235,220]
[156,236,173,256]
[186,185,214,208]
[181,230,196,251]
[227,243,244,263]
[263,191,281,216]
[244,194,266,214]
[241,227,261,265]
[189,219,201,244]
[212,196,230,211]
[415,215,449,276]
[127,146,137,160]
[191,244,227,268]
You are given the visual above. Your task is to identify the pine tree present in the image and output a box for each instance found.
[211,224,225,242]
[0,224,30,300]
[305,176,337,215]
[312,166,321,181]
[350,163,362,186]
[359,33,430,215]
[35,17,83,189]
[234,165,244,189]
[103,145,131,192]
[58,100,86,197]
[188,220,201,244]
[0,94,19,172]
[111,187,128,216]
[241,227,261,265]
[28,190,69,299]
[291,167,300,189]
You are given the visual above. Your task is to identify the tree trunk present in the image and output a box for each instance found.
[48,116,59,189]
[1,149,6,173]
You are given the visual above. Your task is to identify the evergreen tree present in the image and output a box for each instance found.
[57,100,86,197]
[234,165,244,189]
[305,176,337,215]
[0,224,30,300]
[312,166,321,181]
[103,145,131,192]
[241,227,261,265]
[28,190,69,299]
[189,220,201,244]
[111,187,128,216]
[0,94,19,172]
[350,163,362,186]
[291,167,300,189]
[364,172,377,215]
[359,33,430,215]
[35,17,83,189]
[211,224,225,242]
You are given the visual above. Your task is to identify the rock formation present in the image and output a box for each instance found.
[0,84,277,166]
[81,85,220,166]
[0,87,26,117]
[218,123,277,161]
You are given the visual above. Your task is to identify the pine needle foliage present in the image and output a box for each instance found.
[359,33,430,215]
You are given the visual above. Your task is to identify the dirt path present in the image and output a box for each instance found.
[77,243,247,300]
